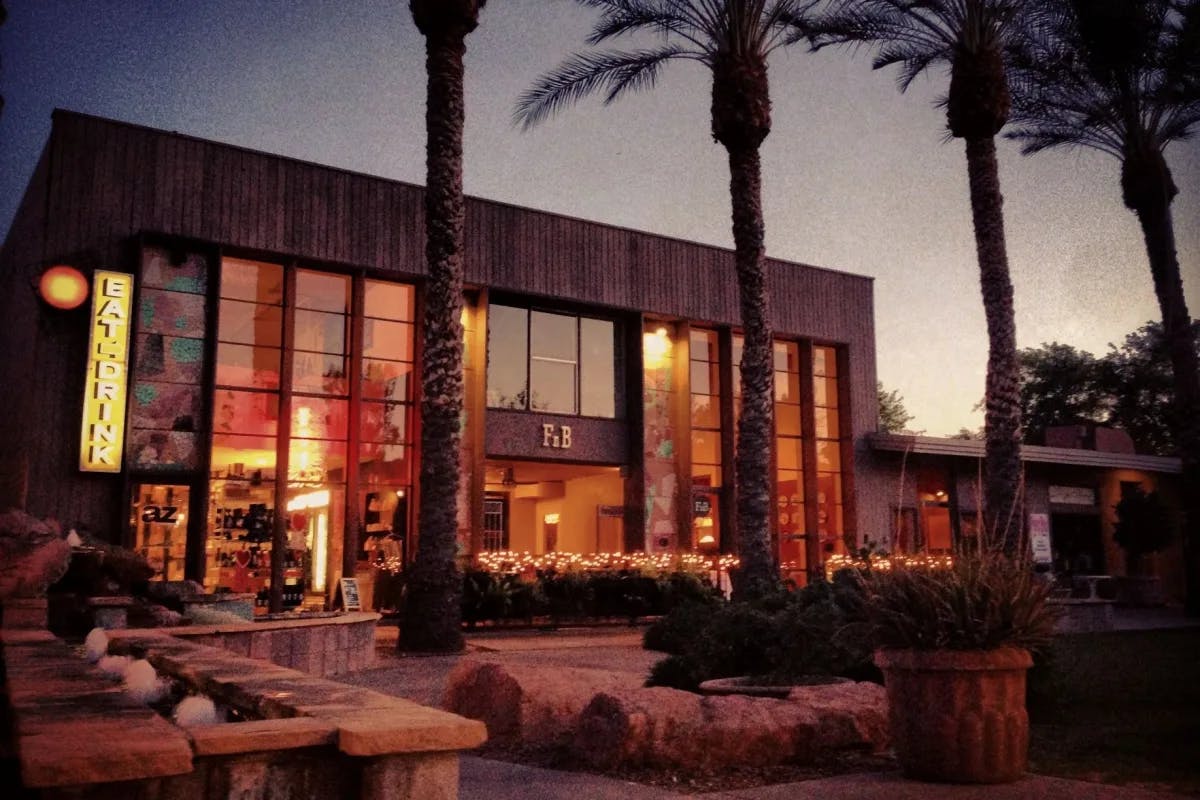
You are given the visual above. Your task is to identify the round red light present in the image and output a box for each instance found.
[39,265,89,310]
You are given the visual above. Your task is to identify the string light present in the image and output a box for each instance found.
[472,550,739,576]
[823,552,954,578]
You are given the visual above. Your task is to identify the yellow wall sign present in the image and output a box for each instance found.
[80,271,134,472]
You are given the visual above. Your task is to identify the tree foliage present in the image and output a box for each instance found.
[516,1,819,599]
[1114,485,1175,572]
[877,381,914,433]
[812,0,1029,552]
[1018,322,1199,455]
[1008,0,1200,613]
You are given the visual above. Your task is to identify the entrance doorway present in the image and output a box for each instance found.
[482,461,625,554]
[1050,513,1105,575]
[131,483,191,582]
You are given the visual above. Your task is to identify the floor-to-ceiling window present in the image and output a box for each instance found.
[689,329,722,551]
[483,303,624,555]
[813,345,845,558]
[774,341,806,573]
[206,258,414,610]
[733,335,846,572]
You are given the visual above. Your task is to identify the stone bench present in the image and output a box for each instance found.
[1,627,486,798]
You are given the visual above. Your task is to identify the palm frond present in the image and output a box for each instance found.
[587,2,694,44]
[1007,0,1200,160]
[514,46,693,129]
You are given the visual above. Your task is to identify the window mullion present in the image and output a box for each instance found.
[270,266,296,614]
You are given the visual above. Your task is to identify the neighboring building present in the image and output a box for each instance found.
[0,111,886,610]
[870,427,1185,602]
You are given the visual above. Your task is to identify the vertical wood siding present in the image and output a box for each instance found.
[3,110,881,539]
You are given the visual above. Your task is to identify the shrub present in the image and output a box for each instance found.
[857,552,1058,652]
[1113,485,1175,574]
[645,571,877,690]
[643,596,721,654]
[51,530,154,597]
[770,573,877,682]
[0,509,71,600]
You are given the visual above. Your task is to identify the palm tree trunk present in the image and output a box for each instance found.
[964,136,1023,555]
[726,143,777,599]
[400,27,468,653]
[1132,198,1200,616]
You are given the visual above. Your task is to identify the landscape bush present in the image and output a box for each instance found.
[458,567,720,627]
[644,570,877,691]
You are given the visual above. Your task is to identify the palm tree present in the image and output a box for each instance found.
[515,0,816,600]
[401,0,488,653]
[812,0,1027,553]
[1007,0,1200,613]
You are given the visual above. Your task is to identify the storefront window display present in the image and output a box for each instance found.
[689,329,722,551]
[813,345,845,557]
[206,259,414,610]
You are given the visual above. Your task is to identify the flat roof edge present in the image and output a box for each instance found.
[868,433,1182,474]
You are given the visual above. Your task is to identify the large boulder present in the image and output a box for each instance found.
[573,688,819,770]
[442,660,633,746]
[787,681,889,752]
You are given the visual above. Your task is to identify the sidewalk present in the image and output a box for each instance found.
[460,758,1191,800]
[357,623,1195,800]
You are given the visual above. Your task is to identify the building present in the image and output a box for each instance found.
[0,111,886,610]
[870,427,1185,602]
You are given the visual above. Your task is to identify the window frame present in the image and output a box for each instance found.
[485,302,621,420]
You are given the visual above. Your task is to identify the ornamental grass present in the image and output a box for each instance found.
[858,551,1059,653]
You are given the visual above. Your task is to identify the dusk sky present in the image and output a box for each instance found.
[2,0,1197,436]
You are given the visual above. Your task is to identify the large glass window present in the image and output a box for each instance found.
[486,304,618,418]
[209,258,285,607]
[208,260,415,611]
[689,329,722,551]
[813,345,845,556]
[775,341,805,573]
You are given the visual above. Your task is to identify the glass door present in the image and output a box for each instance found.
[131,483,191,582]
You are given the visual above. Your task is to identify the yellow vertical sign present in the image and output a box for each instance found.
[80,271,134,472]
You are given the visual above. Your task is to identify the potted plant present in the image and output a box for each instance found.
[1113,485,1174,606]
[859,552,1057,783]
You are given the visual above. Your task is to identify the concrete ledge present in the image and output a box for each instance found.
[186,717,337,756]
[2,634,193,788]
[104,633,487,755]
[114,610,381,677]
[2,625,486,797]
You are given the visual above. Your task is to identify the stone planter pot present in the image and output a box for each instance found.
[874,647,1032,784]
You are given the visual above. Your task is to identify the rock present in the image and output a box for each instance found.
[787,681,890,752]
[145,580,206,605]
[132,602,184,628]
[173,695,219,726]
[83,627,108,662]
[442,660,632,746]
[573,688,819,770]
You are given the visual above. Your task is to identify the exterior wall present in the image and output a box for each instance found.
[1,111,879,566]
[871,448,1185,602]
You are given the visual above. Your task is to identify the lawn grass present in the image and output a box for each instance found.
[1028,627,1200,794]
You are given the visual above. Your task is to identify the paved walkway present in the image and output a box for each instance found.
[460,757,1191,799]
[354,619,1195,800]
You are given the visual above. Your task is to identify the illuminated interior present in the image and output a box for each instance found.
[482,461,625,555]
[205,258,414,610]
